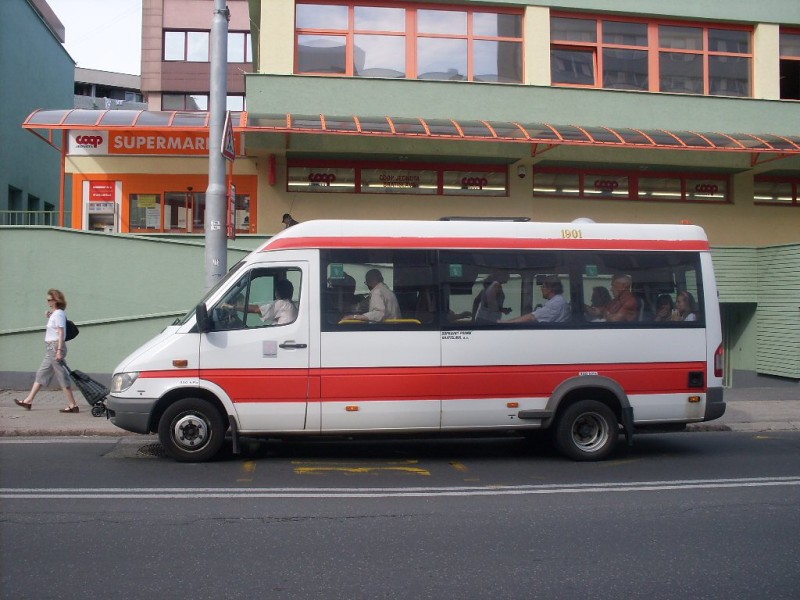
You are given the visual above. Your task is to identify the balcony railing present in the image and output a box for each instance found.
[73,96,148,111]
[0,211,64,226]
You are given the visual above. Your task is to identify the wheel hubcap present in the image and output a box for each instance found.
[571,412,609,452]
[173,415,209,450]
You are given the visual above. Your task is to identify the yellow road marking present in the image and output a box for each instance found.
[294,466,430,476]
[237,460,257,482]
[291,459,420,466]
[449,461,469,473]
[600,459,640,467]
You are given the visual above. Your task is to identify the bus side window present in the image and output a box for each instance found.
[243,269,301,328]
[578,252,704,326]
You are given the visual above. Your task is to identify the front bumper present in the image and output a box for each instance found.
[105,395,156,434]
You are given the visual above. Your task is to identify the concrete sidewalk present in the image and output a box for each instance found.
[1,387,800,437]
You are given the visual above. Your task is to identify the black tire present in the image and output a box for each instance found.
[554,400,618,461]
[91,404,106,417]
[158,397,226,462]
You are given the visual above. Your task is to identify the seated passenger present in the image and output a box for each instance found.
[328,272,360,317]
[503,275,570,324]
[584,286,612,322]
[654,294,674,322]
[474,271,512,324]
[672,290,698,322]
[603,274,639,322]
[346,268,401,322]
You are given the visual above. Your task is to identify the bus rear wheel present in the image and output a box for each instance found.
[554,400,618,461]
[158,397,225,462]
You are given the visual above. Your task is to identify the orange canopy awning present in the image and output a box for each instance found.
[23,109,800,162]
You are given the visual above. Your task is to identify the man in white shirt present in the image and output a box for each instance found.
[348,269,401,322]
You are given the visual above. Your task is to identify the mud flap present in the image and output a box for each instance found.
[229,416,241,455]
[621,406,634,446]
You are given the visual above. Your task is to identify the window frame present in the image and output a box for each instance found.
[211,267,302,331]
[161,93,245,112]
[532,166,731,204]
[294,1,524,83]
[779,28,800,100]
[753,175,799,206]
[550,12,753,97]
[128,191,252,234]
[287,159,508,197]
[163,29,252,64]
[320,248,706,331]
[320,248,439,332]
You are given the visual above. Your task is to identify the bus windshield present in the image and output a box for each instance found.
[173,260,248,326]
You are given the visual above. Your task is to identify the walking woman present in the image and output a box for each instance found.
[15,289,79,413]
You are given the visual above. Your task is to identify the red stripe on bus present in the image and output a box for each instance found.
[262,236,710,252]
[139,363,706,404]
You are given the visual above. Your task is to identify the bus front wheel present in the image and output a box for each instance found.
[554,400,618,461]
[158,397,225,462]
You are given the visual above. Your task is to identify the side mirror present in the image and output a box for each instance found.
[196,303,211,333]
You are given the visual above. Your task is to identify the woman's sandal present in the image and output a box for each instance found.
[59,406,79,413]
[14,399,32,410]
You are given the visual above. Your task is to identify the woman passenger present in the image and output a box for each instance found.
[672,290,698,322]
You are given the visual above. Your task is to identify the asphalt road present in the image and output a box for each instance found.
[2,432,800,600]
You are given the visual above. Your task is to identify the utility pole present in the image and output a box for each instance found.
[204,0,230,290]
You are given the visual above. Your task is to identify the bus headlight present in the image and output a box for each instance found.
[111,372,139,393]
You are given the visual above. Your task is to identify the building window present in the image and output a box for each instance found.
[164,31,210,62]
[129,194,162,231]
[533,167,729,203]
[295,2,523,83]
[228,32,253,63]
[288,160,508,196]
[780,30,800,100]
[163,94,209,111]
[162,93,245,112]
[288,166,357,193]
[164,30,251,63]
[551,14,752,97]
[129,191,251,234]
[754,176,798,206]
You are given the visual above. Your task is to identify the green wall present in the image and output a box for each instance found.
[712,245,800,382]
[756,245,800,379]
[0,228,263,387]
[245,75,800,137]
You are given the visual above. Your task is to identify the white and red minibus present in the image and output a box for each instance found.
[107,219,725,461]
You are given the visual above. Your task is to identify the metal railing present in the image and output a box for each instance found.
[73,96,148,111]
[0,211,64,226]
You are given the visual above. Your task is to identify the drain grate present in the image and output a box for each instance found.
[138,442,167,458]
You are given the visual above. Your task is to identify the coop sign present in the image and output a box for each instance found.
[69,130,239,157]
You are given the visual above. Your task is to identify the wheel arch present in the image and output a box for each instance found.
[148,386,229,434]
[547,375,630,425]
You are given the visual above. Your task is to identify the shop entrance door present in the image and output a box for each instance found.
[164,191,206,233]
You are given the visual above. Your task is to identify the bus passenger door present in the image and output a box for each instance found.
[199,263,309,432]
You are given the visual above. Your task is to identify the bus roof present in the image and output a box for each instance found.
[258,220,710,253]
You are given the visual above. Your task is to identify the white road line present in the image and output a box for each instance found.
[2,477,800,499]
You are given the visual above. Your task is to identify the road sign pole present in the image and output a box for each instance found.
[204,0,229,290]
